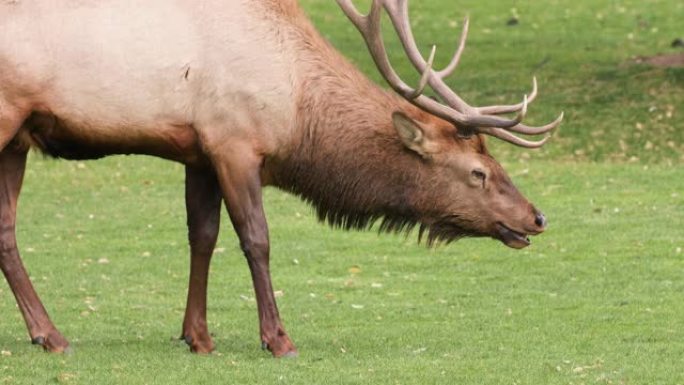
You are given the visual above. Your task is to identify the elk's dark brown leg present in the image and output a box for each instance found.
[180,166,222,354]
[0,148,69,352]
[211,147,297,358]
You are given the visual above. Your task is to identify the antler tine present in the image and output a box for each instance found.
[382,0,529,129]
[383,0,471,112]
[337,0,563,148]
[336,0,493,127]
[479,111,563,145]
[516,94,529,123]
[336,0,367,28]
[337,0,389,40]
[435,16,469,79]
[506,111,564,135]
[408,45,436,99]
[336,0,418,99]
[478,77,539,115]
[478,126,552,149]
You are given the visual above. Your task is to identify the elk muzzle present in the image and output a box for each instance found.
[534,210,547,229]
[496,208,547,249]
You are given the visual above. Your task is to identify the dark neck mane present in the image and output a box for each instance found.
[269,70,470,245]
[273,104,421,233]
[268,18,474,245]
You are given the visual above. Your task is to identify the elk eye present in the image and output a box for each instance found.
[471,169,487,187]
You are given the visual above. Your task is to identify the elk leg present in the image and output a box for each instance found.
[0,104,26,152]
[180,166,222,354]
[211,148,297,358]
[0,149,69,352]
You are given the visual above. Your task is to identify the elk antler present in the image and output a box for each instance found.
[337,0,564,148]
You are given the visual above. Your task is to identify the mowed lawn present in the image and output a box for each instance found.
[1,0,683,384]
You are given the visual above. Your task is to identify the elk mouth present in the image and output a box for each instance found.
[496,223,530,249]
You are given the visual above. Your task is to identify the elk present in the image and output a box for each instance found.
[0,0,562,357]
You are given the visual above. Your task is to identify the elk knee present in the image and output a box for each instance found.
[0,225,17,255]
[240,238,269,260]
[0,227,22,277]
[188,225,219,255]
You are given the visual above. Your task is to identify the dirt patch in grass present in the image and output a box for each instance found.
[633,53,684,68]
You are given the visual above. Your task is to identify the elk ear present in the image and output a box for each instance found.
[392,112,431,157]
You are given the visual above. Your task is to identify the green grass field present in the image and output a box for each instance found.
[1,1,682,384]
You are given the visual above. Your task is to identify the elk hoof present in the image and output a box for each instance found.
[31,331,70,353]
[181,333,214,354]
[261,338,298,358]
[280,351,299,358]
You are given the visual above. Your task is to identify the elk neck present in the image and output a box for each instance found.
[265,21,439,235]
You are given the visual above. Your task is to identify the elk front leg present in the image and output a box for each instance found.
[211,147,297,357]
[0,106,24,152]
[0,149,69,352]
[180,166,222,354]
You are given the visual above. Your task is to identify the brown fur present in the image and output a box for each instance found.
[271,86,483,245]
[264,14,491,244]
[0,0,546,356]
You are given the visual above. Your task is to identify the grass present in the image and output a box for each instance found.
[3,159,682,384]
[1,0,683,384]
[313,0,684,164]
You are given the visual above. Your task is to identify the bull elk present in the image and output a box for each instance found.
[0,0,562,357]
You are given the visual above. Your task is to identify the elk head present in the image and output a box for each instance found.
[337,0,563,248]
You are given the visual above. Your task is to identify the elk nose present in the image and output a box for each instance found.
[534,211,547,228]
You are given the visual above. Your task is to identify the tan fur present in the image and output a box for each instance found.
[0,0,548,355]
[0,0,544,245]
